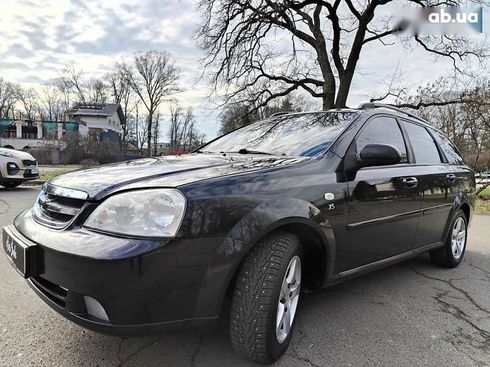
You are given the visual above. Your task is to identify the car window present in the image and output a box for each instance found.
[199,112,359,157]
[356,117,408,163]
[432,130,465,165]
[403,122,442,164]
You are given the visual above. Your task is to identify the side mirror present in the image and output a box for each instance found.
[358,144,401,168]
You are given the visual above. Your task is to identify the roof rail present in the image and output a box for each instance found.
[358,102,427,124]
[269,111,292,118]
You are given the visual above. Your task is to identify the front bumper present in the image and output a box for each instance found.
[0,157,39,181]
[3,217,228,336]
[26,275,218,335]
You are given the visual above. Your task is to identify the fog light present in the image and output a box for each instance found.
[84,296,109,322]
[7,162,19,175]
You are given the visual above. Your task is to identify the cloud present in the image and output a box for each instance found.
[0,0,487,140]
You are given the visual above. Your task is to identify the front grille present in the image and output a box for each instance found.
[30,276,67,308]
[23,170,39,178]
[33,185,88,229]
[22,159,37,167]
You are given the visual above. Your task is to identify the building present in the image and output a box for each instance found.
[0,119,78,151]
[0,103,124,163]
[67,103,123,143]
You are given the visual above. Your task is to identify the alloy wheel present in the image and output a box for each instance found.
[276,255,301,344]
[451,217,466,260]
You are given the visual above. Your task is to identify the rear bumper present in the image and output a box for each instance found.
[3,221,229,336]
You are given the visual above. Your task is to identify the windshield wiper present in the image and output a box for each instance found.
[234,148,276,155]
[197,149,284,156]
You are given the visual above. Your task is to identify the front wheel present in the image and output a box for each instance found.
[229,232,303,364]
[430,210,467,268]
[0,181,21,189]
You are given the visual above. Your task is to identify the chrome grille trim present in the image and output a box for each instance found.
[44,184,89,200]
[33,185,88,229]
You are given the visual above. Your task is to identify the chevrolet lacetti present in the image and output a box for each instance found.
[2,103,475,364]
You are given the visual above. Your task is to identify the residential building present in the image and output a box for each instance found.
[0,119,77,151]
[67,103,123,143]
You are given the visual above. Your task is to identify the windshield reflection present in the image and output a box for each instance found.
[200,112,359,157]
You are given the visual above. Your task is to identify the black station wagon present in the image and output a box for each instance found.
[2,103,475,364]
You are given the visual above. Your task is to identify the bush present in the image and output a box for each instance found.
[93,141,122,164]
[29,148,54,164]
[62,135,122,165]
[79,158,100,167]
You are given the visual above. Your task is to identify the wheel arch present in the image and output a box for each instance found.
[192,198,337,320]
[223,197,336,293]
[225,217,333,293]
[460,202,471,225]
[262,221,330,291]
[442,194,473,242]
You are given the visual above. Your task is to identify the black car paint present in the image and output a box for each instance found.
[5,109,475,335]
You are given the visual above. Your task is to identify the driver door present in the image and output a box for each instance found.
[340,116,421,272]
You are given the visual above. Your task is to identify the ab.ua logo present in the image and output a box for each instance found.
[427,7,483,33]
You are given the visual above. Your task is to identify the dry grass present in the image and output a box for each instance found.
[475,198,490,215]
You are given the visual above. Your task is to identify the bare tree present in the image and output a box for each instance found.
[197,0,487,110]
[168,104,204,152]
[152,112,161,156]
[219,94,307,134]
[126,101,148,152]
[105,64,137,151]
[38,84,65,121]
[403,77,490,176]
[59,66,84,103]
[169,103,184,148]
[59,65,107,104]
[88,79,107,104]
[123,51,180,156]
[0,78,19,119]
[17,87,38,120]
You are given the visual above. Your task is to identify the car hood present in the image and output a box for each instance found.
[48,153,308,200]
[0,148,35,160]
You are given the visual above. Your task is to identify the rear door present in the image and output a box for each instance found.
[400,120,457,247]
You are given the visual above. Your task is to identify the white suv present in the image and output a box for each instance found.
[0,148,39,188]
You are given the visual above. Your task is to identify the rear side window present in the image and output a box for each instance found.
[356,117,408,163]
[403,122,441,164]
[432,130,465,165]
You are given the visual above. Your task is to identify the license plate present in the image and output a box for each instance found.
[2,227,32,278]
[30,167,39,174]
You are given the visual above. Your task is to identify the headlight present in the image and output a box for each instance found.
[85,189,186,237]
[0,150,17,157]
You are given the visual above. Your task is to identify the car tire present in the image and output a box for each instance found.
[430,210,467,268]
[229,232,303,364]
[0,180,21,189]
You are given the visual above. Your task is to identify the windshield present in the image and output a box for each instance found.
[199,112,359,157]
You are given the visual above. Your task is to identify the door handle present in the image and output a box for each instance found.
[446,174,456,182]
[402,177,418,188]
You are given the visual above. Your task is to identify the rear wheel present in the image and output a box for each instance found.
[230,232,303,364]
[430,210,467,268]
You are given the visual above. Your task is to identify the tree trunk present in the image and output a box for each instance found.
[147,110,153,157]
[322,89,335,110]
[153,115,159,156]
[335,17,369,108]
[335,75,353,108]
[316,47,335,110]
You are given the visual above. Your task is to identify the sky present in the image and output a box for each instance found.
[0,0,488,141]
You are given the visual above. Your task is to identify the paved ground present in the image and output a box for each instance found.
[1,186,489,367]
